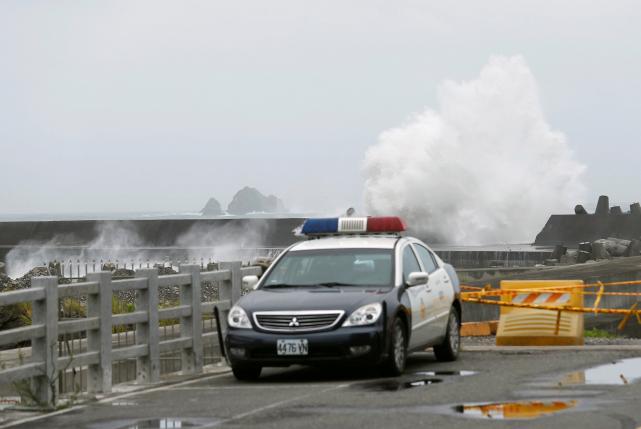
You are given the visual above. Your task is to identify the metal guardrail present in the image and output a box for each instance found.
[0,262,261,405]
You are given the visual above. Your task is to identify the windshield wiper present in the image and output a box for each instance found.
[262,282,360,289]
[261,283,298,288]
[313,282,360,287]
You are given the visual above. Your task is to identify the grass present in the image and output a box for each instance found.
[112,296,135,314]
[60,298,86,318]
[158,300,180,327]
[3,293,186,334]
[112,296,135,333]
[111,296,180,328]
[584,327,618,339]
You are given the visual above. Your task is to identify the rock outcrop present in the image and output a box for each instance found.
[547,237,641,266]
[227,187,286,215]
[201,198,223,216]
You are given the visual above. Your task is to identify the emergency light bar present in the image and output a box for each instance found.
[301,216,406,236]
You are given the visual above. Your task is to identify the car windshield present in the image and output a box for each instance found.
[261,248,394,288]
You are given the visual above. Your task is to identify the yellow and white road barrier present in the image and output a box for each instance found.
[495,280,584,346]
[461,277,641,345]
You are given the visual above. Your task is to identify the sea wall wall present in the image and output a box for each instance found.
[0,219,552,269]
[535,214,641,246]
[0,218,305,260]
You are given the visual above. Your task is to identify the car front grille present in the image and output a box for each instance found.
[253,311,344,332]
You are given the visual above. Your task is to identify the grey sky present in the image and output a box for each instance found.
[1,1,640,215]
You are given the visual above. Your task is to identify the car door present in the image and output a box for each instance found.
[413,244,453,340]
[402,244,437,349]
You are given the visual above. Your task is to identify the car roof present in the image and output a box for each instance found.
[289,235,401,251]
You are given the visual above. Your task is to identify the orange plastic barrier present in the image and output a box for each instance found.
[461,321,499,337]
[495,280,584,346]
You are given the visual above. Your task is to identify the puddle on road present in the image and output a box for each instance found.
[360,369,476,391]
[454,400,579,420]
[559,358,641,386]
[111,401,138,407]
[94,418,216,429]
[405,379,442,388]
[364,378,443,391]
[414,370,476,377]
[120,419,197,429]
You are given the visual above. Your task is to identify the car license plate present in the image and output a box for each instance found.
[277,339,308,356]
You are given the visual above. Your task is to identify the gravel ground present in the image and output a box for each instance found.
[462,335,641,346]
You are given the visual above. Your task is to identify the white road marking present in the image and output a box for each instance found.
[200,383,351,428]
[1,371,232,428]
[3,368,355,429]
[170,384,339,390]
[99,372,232,404]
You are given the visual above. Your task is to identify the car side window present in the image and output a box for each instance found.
[414,245,438,274]
[402,246,421,283]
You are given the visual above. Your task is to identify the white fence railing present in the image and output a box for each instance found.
[0,262,260,404]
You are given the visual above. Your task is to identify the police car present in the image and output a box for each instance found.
[225,216,461,380]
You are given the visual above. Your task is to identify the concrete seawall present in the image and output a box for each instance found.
[0,218,551,269]
[0,218,305,261]
[535,214,641,246]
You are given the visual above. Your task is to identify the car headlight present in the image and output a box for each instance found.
[343,303,383,327]
[228,305,252,329]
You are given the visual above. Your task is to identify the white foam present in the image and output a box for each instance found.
[363,55,585,244]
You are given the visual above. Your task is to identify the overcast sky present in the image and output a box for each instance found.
[1,1,640,215]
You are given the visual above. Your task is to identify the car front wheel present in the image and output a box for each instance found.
[383,317,407,376]
[433,308,460,362]
[232,364,262,381]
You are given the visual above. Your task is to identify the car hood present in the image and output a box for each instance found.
[236,287,390,314]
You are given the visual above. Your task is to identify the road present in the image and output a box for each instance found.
[7,348,641,429]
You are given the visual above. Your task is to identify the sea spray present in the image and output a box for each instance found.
[4,222,146,278]
[363,55,586,244]
[5,220,273,278]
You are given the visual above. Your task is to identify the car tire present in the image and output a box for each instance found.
[433,308,461,362]
[383,317,407,376]
[231,364,262,381]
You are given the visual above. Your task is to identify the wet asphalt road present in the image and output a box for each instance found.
[8,348,641,429]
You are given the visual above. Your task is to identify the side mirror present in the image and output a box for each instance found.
[406,272,429,287]
[242,275,260,290]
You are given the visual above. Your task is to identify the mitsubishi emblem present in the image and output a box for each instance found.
[289,317,300,327]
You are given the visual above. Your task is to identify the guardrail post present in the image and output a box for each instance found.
[135,269,160,383]
[31,276,58,405]
[178,265,203,374]
[220,261,242,305]
[87,271,113,394]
